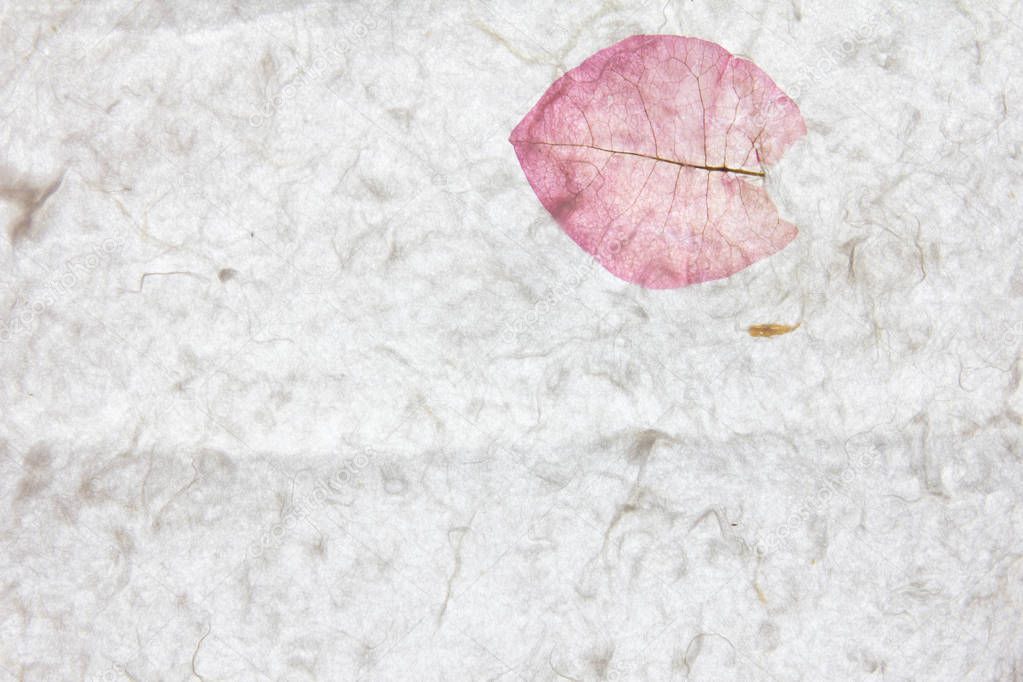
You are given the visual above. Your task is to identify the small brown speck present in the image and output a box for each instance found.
[748,322,800,338]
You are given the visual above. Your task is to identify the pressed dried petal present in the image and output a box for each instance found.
[510,35,806,289]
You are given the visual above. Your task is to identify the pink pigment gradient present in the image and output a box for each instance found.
[510,35,806,289]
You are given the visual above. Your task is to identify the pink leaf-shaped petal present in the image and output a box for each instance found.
[510,35,806,289]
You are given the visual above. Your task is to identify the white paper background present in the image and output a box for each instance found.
[1,0,1021,679]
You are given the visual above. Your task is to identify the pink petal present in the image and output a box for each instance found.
[510,35,806,289]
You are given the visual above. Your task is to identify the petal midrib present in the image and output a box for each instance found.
[518,140,766,178]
